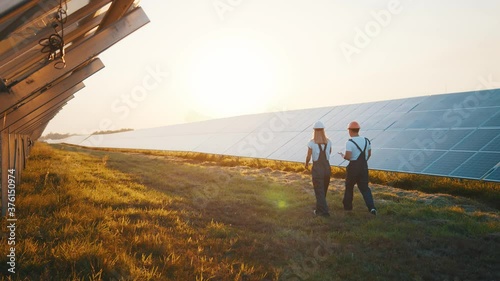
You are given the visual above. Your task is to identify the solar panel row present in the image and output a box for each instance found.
[51,89,500,182]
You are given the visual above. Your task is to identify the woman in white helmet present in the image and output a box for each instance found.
[305,121,332,217]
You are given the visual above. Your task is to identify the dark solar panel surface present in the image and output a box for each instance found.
[58,89,500,182]
[450,152,500,179]
[422,151,475,176]
[452,129,500,151]
[363,91,500,181]
[484,164,500,181]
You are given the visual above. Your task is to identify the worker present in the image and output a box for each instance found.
[339,121,377,215]
[305,121,332,217]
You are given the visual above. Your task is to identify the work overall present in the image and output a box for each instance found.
[312,143,331,216]
[343,138,375,211]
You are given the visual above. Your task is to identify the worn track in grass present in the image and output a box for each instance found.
[0,143,499,280]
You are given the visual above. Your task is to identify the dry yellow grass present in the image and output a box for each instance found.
[0,143,498,280]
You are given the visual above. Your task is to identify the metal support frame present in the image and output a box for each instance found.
[0,6,150,216]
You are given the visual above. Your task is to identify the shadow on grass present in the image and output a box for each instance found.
[0,143,498,281]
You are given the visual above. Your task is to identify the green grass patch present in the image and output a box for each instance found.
[0,143,498,280]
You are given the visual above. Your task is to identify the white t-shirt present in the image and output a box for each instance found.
[346,136,371,161]
[307,139,332,162]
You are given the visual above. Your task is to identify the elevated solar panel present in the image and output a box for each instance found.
[422,151,475,176]
[482,134,500,152]
[451,152,500,180]
[452,129,500,151]
[484,164,500,182]
[482,111,500,128]
[51,89,500,182]
[400,129,470,150]
[457,107,500,128]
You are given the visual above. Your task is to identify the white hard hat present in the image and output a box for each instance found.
[313,121,325,129]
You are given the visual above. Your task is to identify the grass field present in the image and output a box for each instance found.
[0,143,499,280]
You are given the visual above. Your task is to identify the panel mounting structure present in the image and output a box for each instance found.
[0,0,150,216]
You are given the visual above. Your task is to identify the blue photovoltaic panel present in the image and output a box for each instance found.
[480,109,500,128]
[368,148,444,173]
[221,113,272,133]
[362,130,383,144]
[378,131,412,148]
[369,148,401,170]
[325,104,365,130]
[370,149,425,171]
[484,166,500,181]
[278,107,332,132]
[379,98,410,112]
[403,129,473,150]
[422,151,475,176]
[52,89,500,182]
[359,101,388,117]
[362,111,390,129]
[291,109,326,131]
[390,110,458,129]
[475,89,500,106]
[268,132,310,161]
[452,129,500,151]
[451,152,500,179]
[371,111,405,130]
[389,130,422,148]
[414,89,500,110]
[370,131,400,148]
[393,96,426,112]
[348,103,381,128]
[481,134,500,152]
[394,149,446,173]
[322,106,352,130]
[333,136,347,147]
[194,133,247,154]
[396,130,431,149]
[412,92,468,111]
[453,107,500,128]
[412,91,481,111]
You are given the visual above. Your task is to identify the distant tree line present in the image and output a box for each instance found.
[91,128,134,135]
[40,128,134,141]
[39,133,75,141]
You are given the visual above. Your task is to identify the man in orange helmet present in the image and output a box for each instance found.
[339,121,377,215]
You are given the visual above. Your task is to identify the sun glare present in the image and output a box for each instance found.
[186,34,277,118]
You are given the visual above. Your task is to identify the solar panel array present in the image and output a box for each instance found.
[51,89,500,182]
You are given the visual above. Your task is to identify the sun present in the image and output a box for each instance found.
[185,33,277,118]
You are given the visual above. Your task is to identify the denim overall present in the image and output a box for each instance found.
[312,143,331,216]
[343,138,375,211]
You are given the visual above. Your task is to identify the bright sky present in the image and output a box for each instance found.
[44,0,500,135]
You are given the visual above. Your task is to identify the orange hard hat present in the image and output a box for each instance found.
[347,121,360,130]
